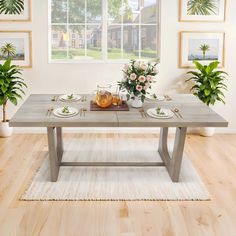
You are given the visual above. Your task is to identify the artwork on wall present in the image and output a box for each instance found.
[0,31,32,68]
[179,0,226,22]
[179,31,225,68]
[0,0,31,21]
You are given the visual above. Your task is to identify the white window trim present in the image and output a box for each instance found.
[48,0,161,64]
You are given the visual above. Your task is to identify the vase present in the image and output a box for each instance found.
[131,97,143,108]
[0,121,13,138]
[199,127,215,137]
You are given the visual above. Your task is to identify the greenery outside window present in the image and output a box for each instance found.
[49,0,160,62]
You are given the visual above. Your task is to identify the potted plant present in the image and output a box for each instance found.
[0,59,27,137]
[186,60,228,136]
[118,59,158,108]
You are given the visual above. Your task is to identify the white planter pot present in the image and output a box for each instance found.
[131,97,143,108]
[0,121,13,138]
[199,127,215,137]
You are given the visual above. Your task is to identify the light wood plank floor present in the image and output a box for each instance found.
[0,133,236,236]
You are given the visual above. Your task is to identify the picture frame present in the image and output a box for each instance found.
[0,0,31,22]
[179,0,226,22]
[179,31,225,68]
[0,31,32,68]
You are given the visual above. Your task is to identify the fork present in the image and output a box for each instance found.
[82,108,87,116]
[81,96,87,102]
[46,107,54,116]
[139,108,147,118]
[79,108,83,116]
[164,95,172,101]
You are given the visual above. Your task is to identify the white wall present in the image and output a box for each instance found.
[1,0,236,133]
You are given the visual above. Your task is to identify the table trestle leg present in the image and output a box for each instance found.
[158,127,187,182]
[47,127,63,182]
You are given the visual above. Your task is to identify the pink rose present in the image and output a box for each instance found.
[146,75,153,82]
[138,75,146,83]
[130,73,137,81]
[145,82,151,88]
[143,85,149,91]
[136,85,143,91]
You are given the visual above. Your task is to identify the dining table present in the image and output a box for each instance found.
[9,94,228,182]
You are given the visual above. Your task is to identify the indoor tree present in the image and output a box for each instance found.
[0,0,24,14]
[0,59,27,123]
[187,0,218,15]
[186,60,227,106]
[199,44,210,60]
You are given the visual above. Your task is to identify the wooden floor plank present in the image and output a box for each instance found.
[0,133,236,236]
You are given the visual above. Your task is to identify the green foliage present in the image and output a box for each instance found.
[187,0,218,15]
[51,0,130,23]
[0,0,24,14]
[0,59,27,122]
[0,42,16,59]
[186,60,228,106]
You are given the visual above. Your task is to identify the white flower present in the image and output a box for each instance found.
[124,63,129,70]
[138,75,146,83]
[122,76,128,82]
[145,82,151,88]
[130,73,137,81]
[153,67,158,74]
[140,63,147,70]
[134,61,139,68]
[143,85,149,91]
[136,85,143,91]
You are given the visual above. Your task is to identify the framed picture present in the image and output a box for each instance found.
[179,31,225,68]
[179,0,226,22]
[0,31,32,68]
[0,0,31,22]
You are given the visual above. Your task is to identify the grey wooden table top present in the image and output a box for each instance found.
[9,94,228,128]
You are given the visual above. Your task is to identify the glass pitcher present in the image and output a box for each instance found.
[96,84,113,108]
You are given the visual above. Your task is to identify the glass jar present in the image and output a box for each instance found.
[96,84,113,108]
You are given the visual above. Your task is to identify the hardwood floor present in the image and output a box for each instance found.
[0,133,236,236]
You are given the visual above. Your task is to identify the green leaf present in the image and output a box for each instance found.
[8,96,17,105]
[193,60,204,71]
[0,0,24,14]
[204,89,211,96]
[206,61,219,74]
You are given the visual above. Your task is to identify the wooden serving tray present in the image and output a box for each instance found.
[90,101,129,111]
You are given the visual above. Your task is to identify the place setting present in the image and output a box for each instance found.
[139,106,183,119]
[145,93,165,102]
[145,92,173,102]
[146,107,174,119]
[58,94,82,102]
[52,106,79,118]
[48,93,87,118]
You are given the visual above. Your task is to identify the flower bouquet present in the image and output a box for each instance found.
[118,59,158,107]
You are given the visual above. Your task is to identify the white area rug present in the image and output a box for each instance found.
[21,136,210,201]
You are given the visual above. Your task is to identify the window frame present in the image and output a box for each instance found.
[48,0,161,63]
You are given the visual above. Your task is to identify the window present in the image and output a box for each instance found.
[49,0,159,62]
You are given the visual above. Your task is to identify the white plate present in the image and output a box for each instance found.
[147,108,174,119]
[53,107,79,118]
[59,94,81,102]
[146,93,165,101]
